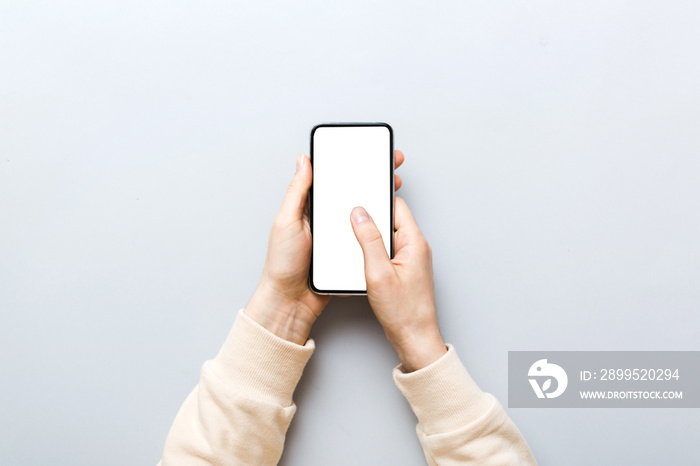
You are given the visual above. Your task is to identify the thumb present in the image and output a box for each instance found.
[277,153,312,224]
[350,207,392,279]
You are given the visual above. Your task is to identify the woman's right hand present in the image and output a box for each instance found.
[350,197,447,372]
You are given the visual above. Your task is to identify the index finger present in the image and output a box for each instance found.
[394,196,421,233]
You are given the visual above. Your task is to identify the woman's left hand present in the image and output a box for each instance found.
[245,150,405,345]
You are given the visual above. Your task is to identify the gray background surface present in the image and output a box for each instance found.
[1,1,698,465]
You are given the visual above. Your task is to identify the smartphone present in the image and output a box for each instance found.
[309,123,394,295]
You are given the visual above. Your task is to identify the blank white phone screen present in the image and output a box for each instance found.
[311,125,392,293]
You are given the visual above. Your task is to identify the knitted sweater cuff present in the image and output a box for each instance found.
[209,309,315,407]
[393,344,493,435]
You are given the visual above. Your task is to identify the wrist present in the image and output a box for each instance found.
[391,330,447,373]
[244,283,318,345]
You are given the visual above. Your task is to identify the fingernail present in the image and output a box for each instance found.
[352,207,369,224]
[296,153,305,172]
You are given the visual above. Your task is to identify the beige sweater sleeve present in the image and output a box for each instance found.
[158,310,314,466]
[393,345,537,465]
[159,311,535,465]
